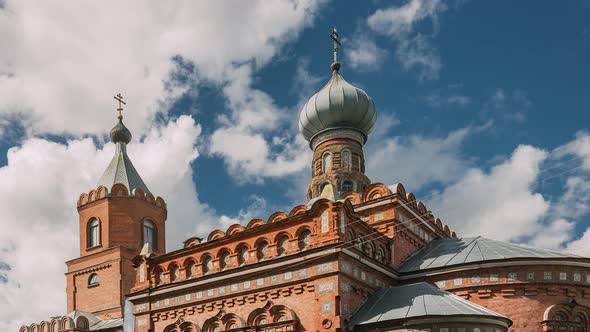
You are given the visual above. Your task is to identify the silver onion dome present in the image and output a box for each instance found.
[298,63,377,143]
[109,119,132,144]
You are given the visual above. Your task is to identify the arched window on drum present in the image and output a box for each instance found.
[322,151,332,174]
[341,180,354,193]
[341,149,351,172]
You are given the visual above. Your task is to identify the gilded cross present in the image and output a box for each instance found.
[113,93,126,120]
[330,27,341,63]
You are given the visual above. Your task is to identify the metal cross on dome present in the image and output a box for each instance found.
[330,27,341,63]
[113,93,126,120]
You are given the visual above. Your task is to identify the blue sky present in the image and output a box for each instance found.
[1,0,590,328]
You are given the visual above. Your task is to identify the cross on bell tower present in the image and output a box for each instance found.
[113,93,126,120]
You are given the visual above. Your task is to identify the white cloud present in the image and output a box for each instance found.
[208,63,313,183]
[346,37,387,71]
[395,35,441,80]
[554,131,590,170]
[417,132,590,253]
[427,145,550,242]
[0,0,323,137]
[566,228,590,256]
[218,195,268,230]
[367,126,473,190]
[366,0,446,80]
[368,0,444,35]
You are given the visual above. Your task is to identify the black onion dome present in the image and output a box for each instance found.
[109,119,132,144]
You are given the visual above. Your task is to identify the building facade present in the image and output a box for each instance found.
[19,56,590,332]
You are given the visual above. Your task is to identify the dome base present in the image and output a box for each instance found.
[309,127,367,150]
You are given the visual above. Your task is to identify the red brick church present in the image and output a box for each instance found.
[20,51,590,332]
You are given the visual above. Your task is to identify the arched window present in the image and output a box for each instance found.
[357,234,365,251]
[237,245,249,265]
[367,242,375,257]
[346,230,355,242]
[341,149,351,171]
[542,302,590,332]
[226,321,238,330]
[255,315,269,326]
[376,247,385,263]
[219,251,230,270]
[342,180,354,192]
[75,317,89,329]
[322,151,332,174]
[185,260,195,279]
[202,255,213,274]
[277,235,289,256]
[87,218,100,248]
[298,229,312,250]
[88,273,99,287]
[257,241,269,260]
[143,220,156,249]
[169,264,179,282]
[155,268,164,285]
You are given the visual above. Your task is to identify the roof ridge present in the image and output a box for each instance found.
[442,236,479,266]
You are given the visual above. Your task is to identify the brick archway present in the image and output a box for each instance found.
[542,300,590,332]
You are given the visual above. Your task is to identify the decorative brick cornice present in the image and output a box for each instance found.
[73,263,112,276]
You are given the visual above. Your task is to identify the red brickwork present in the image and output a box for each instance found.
[417,264,590,332]
[307,137,371,200]
[66,183,167,319]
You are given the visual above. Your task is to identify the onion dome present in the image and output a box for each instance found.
[109,119,132,144]
[298,62,377,143]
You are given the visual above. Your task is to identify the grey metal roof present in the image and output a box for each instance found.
[349,282,509,328]
[64,310,123,330]
[66,310,101,326]
[398,236,583,273]
[97,142,149,193]
[298,66,377,142]
[91,318,124,330]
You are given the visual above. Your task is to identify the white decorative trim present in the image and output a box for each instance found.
[399,259,590,279]
[310,128,366,150]
[405,317,511,329]
[353,197,437,233]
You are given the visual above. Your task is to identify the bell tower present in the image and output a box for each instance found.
[299,28,377,201]
[65,94,167,319]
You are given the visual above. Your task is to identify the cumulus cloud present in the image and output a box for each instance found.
[566,229,590,256]
[367,125,477,190]
[367,0,447,80]
[427,145,550,242]
[417,132,590,253]
[554,131,590,170]
[346,36,388,71]
[0,0,322,137]
[208,63,313,183]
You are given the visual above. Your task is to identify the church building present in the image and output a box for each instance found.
[19,34,590,332]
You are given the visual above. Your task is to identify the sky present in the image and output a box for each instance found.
[1,0,590,329]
